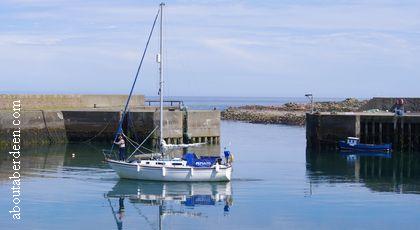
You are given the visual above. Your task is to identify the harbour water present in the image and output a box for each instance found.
[0,97,419,229]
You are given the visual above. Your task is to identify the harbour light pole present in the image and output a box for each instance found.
[305,93,314,114]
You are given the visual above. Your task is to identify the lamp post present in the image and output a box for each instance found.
[305,93,314,114]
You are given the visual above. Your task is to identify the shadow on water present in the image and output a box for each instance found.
[0,143,114,182]
[0,142,223,174]
[105,179,233,230]
[306,148,420,194]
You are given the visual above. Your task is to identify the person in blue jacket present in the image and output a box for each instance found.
[224,147,231,165]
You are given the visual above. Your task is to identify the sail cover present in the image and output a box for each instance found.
[182,153,219,167]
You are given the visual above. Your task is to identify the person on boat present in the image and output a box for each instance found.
[224,148,231,165]
[114,135,126,161]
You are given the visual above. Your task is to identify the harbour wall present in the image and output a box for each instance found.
[0,108,220,149]
[0,94,220,149]
[361,97,420,112]
[0,110,67,147]
[306,112,420,151]
[0,94,145,110]
[186,111,221,144]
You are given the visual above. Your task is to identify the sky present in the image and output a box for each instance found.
[0,0,419,98]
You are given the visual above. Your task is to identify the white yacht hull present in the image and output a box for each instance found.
[106,159,232,182]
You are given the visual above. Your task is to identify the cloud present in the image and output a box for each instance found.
[0,34,63,46]
[1,0,420,97]
[200,38,262,59]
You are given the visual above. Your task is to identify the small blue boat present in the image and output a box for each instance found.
[339,137,392,152]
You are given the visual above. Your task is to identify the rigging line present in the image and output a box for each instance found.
[120,131,154,153]
[138,145,154,153]
[121,133,142,151]
[123,136,146,155]
[127,112,141,142]
[106,197,121,229]
[121,132,137,147]
[119,132,154,156]
[110,8,161,152]
[40,110,53,143]
[126,126,159,160]
[78,120,112,143]
[131,203,158,230]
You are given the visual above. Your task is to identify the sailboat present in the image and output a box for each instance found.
[104,3,232,182]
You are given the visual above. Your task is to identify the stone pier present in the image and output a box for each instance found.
[306,112,420,151]
[0,94,221,149]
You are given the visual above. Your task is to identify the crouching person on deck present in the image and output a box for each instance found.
[114,135,126,161]
[224,147,234,165]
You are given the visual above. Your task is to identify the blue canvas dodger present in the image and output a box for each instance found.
[182,153,219,168]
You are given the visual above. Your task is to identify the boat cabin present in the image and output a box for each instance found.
[140,158,187,167]
[346,137,360,146]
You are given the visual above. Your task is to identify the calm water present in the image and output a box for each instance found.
[1,121,420,229]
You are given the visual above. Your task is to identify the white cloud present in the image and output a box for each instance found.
[0,35,63,46]
[1,0,420,97]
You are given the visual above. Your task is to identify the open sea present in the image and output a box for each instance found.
[1,97,419,230]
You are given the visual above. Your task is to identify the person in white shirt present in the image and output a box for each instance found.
[114,135,126,161]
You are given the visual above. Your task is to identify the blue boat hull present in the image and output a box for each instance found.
[339,141,392,152]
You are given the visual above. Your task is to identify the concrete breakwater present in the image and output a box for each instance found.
[305,97,420,151]
[0,94,220,149]
[222,109,306,125]
[222,98,367,126]
[306,112,420,151]
[0,94,145,110]
[360,97,420,112]
[0,110,67,147]
[61,109,220,146]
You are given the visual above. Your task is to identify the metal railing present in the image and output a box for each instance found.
[145,100,184,108]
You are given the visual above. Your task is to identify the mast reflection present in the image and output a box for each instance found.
[105,180,233,230]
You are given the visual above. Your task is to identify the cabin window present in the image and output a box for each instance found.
[145,162,150,165]
[172,163,182,166]
[157,162,164,165]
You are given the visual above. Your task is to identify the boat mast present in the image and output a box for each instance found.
[159,2,165,154]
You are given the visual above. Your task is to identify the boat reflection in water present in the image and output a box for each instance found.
[105,180,233,230]
[339,150,392,160]
[306,148,420,194]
